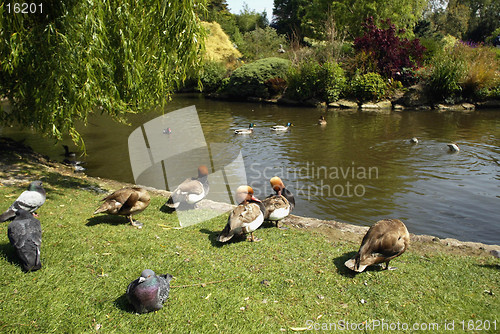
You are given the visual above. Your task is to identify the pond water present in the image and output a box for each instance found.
[1,94,499,245]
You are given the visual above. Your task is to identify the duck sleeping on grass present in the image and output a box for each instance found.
[234,123,255,135]
[345,219,410,272]
[217,186,265,243]
[93,187,150,228]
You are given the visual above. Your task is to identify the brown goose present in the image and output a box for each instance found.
[94,187,150,228]
[318,115,327,125]
[217,186,265,243]
[345,219,410,272]
[165,165,209,209]
[262,177,295,227]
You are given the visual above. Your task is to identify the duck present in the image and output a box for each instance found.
[217,185,265,243]
[165,165,209,209]
[409,137,419,144]
[271,123,293,131]
[262,177,295,228]
[0,180,46,222]
[234,123,255,135]
[344,219,410,272]
[93,187,150,228]
[62,145,76,157]
[318,115,327,125]
[447,143,460,152]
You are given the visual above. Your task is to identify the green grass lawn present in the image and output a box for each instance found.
[0,168,499,333]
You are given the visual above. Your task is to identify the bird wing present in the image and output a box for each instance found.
[176,179,204,195]
[11,190,45,213]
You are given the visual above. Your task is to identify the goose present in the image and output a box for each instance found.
[318,116,327,125]
[262,177,295,228]
[217,186,265,243]
[165,166,209,209]
[410,137,419,144]
[234,123,255,135]
[93,187,150,228]
[271,123,293,131]
[345,219,410,272]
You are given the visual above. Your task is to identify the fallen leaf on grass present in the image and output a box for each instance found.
[290,327,309,331]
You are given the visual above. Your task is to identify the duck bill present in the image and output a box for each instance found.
[251,195,261,202]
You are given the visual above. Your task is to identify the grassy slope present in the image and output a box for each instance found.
[0,157,499,333]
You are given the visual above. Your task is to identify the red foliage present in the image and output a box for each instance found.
[354,17,426,83]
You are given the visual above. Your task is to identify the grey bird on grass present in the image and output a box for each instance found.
[0,180,46,222]
[126,269,173,314]
[8,209,42,272]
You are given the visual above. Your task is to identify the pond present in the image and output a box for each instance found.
[1,94,499,245]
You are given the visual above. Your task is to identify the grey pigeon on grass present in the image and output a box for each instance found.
[126,269,173,313]
[0,181,46,222]
[8,209,42,272]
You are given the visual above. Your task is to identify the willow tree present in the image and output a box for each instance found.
[0,0,205,148]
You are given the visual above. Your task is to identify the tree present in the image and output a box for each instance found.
[272,0,309,42]
[236,4,268,33]
[0,0,205,148]
[304,0,428,40]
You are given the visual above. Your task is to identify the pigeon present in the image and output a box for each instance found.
[94,187,150,228]
[0,180,46,222]
[345,219,410,272]
[126,269,173,313]
[8,209,42,272]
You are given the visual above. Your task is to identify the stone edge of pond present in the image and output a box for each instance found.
[1,136,499,257]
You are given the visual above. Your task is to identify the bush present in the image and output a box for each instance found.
[354,17,426,84]
[237,27,288,61]
[349,72,388,102]
[285,60,346,102]
[422,42,499,101]
[199,61,227,93]
[224,57,291,98]
[457,43,499,98]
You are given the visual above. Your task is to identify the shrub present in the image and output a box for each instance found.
[422,42,499,101]
[354,17,426,84]
[425,50,466,101]
[199,61,227,93]
[349,72,387,102]
[201,21,241,66]
[265,77,287,98]
[224,57,291,98]
[285,60,346,102]
[456,43,499,98]
[237,27,288,61]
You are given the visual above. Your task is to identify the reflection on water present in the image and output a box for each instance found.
[1,94,499,244]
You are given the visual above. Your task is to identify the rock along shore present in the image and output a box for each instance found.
[1,136,499,257]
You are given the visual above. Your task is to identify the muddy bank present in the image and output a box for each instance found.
[1,136,499,257]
